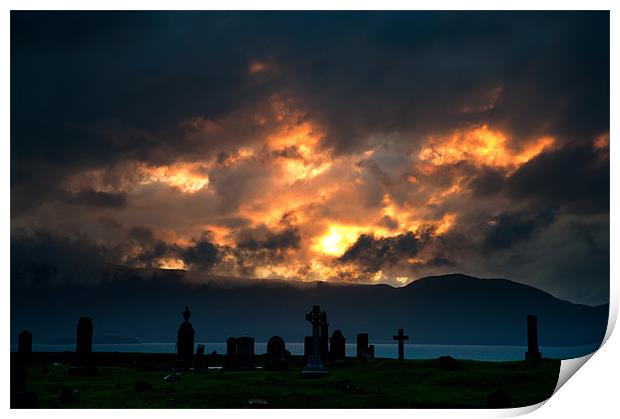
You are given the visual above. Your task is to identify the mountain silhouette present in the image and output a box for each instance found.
[11,271,608,347]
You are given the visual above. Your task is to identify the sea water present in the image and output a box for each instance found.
[9,342,600,361]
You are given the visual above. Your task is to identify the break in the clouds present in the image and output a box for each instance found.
[10,12,609,304]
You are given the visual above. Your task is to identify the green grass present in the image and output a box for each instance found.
[19,355,560,408]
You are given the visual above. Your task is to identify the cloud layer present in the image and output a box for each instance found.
[11,12,609,304]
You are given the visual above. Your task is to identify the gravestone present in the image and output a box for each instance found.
[71,317,96,375]
[76,317,93,359]
[177,306,195,363]
[18,331,33,361]
[368,345,375,359]
[393,328,409,360]
[226,337,237,368]
[302,305,328,375]
[303,336,312,361]
[356,333,369,359]
[330,330,346,359]
[525,314,542,361]
[195,344,206,371]
[265,336,290,370]
[236,337,255,369]
[319,310,329,360]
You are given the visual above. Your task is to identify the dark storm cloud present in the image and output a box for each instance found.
[128,226,156,243]
[468,168,505,197]
[505,144,609,214]
[11,12,609,207]
[11,229,113,285]
[339,230,433,273]
[178,236,220,271]
[65,189,129,209]
[235,225,301,251]
[126,230,222,271]
[483,208,558,251]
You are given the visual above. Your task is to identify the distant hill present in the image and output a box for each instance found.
[10,271,608,347]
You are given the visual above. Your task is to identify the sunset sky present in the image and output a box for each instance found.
[11,12,609,305]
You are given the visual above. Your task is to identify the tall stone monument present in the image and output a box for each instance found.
[76,317,93,359]
[302,305,328,375]
[177,306,195,363]
[70,317,97,375]
[525,314,542,361]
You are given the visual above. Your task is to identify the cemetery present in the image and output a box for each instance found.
[10,306,561,409]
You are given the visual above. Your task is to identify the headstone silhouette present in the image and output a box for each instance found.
[302,305,328,374]
[70,317,97,375]
[265,336,290,370]
[393,328,409,360]
[525,314,542,361]
[18,331,33,358]
[330,330,346,359]
[303,336,312,361]
[176,306,195,363]
[226,337,237,368]
[195,344,206,371]
[356,333,369,359]
[76,317,93,359]
[319,310,329,360]
[367,344,375,360]
[236,337,255,369]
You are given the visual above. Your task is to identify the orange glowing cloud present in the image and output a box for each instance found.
[418,124,554,170]
[137,163,210,193]
[248,60,268,75]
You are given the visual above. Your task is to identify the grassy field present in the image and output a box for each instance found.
[15,353,560,408]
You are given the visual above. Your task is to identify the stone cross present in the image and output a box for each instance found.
[393,328,409,360]
[303,305,326,372]
[525,314,542,361]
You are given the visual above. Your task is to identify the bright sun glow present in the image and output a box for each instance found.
[312,225,364,257]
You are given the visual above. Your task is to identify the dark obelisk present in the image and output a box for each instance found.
[18,331,33,358]
[177,306,195,363]
[302,305,328,375]
[525,315,542,361]
[76,317,93,359]
[393,328,409,360]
